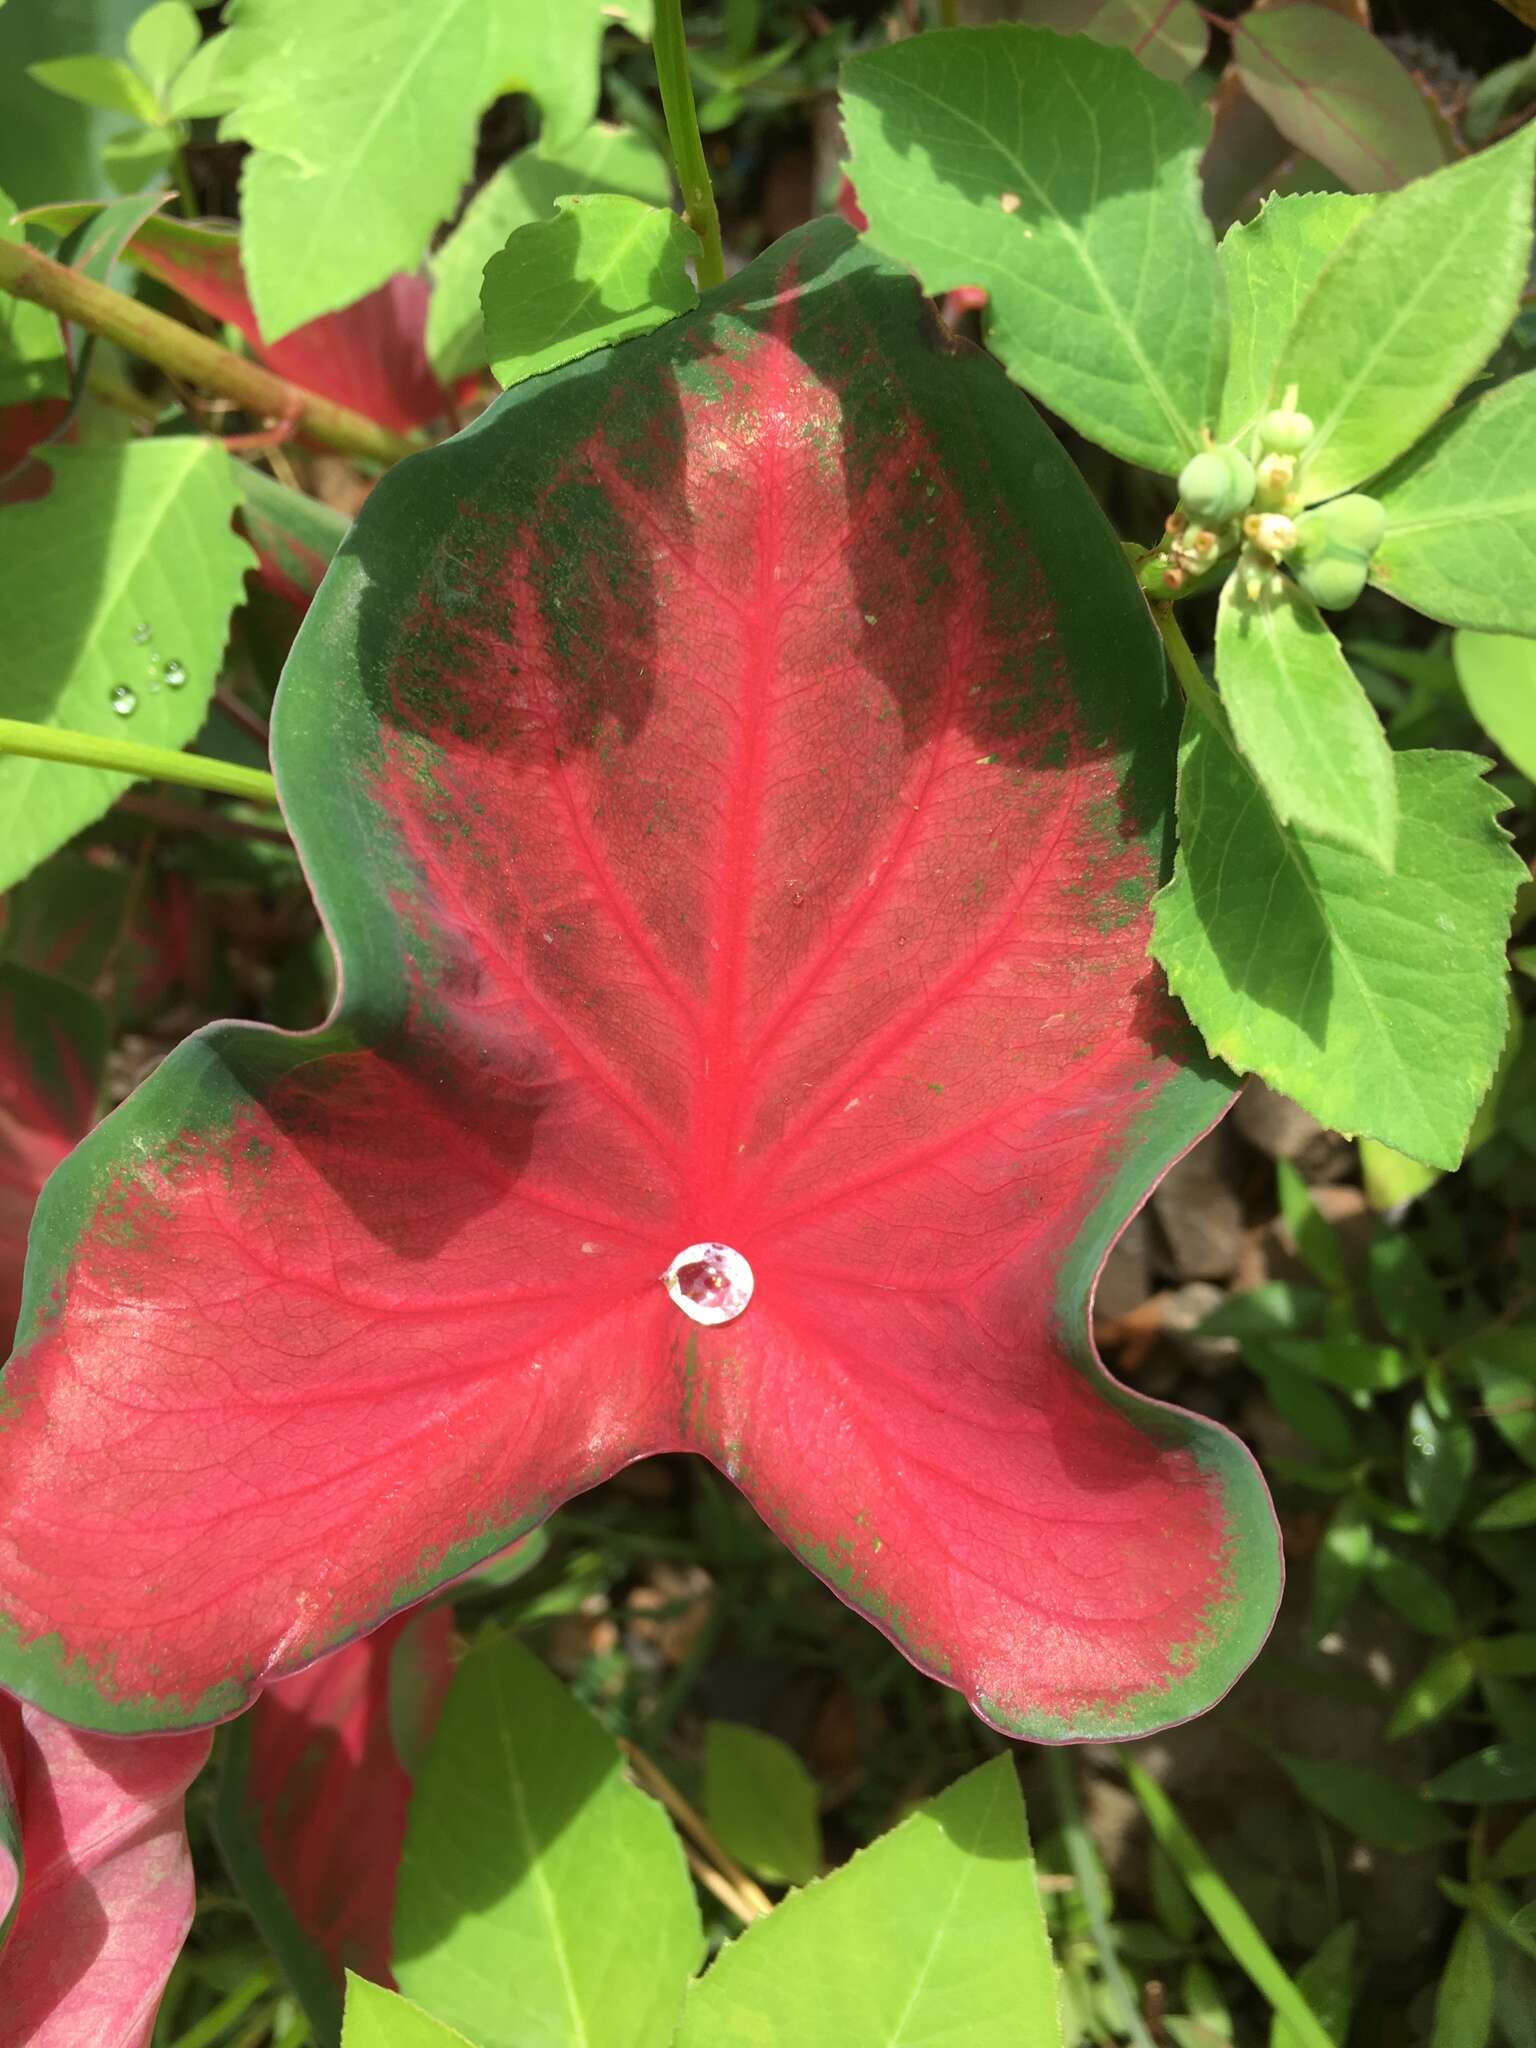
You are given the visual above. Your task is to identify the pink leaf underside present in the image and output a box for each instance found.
[0,273,1251,1734]
[246,1607,454,1986]
[0,1696,207,2048]
[1,994,97,1345]
[0,402,71,507]
[126,221,451,433]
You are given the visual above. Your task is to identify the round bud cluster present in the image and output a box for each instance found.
[1177,446,1255,525]
[1258,405,1315,457]
[1290,493,1388,611]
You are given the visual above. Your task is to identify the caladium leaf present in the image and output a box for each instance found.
[24,207,458,435]
[0,1695,208,2046]
[0,220,1278,1743]
[214,1607,456,2046]
[0,965,104,1345]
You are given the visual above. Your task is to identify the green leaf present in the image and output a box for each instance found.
[0,440,254,892]
[1230,5,1446,195]
[482,195,698,392]
[1491,1812,1536,1880]
[25,52,160,124]
[1269,1921,1357,2048]
[839,25,1225,474]
[1217,192,1379,445]
[1426,1744,1536,1805]
[426,125,670,381]
[341,1976,478,2048]
[1367,1230,1446,1347]
[392,1630,702,2048]
[1358,1137,1440,1209]
[1011,0,1207,83]
[1273,123,1536,503]
[126,0,199,100]
[0,183,66,406]
[704,1722,821,1889]
[1312,1494,1370,1639]
[221,0,617,341]
[1431,1918,1494,2048]
[1152,705,1521,1170]
[1217,575,1396,866]
[1371,373,1536,635]
[1368,1543,1459,1640]
[1474,1480,1536,1532]
[1404,1392,1475,1535]
[1471,1635,1536,1679]
[1385,1644,1478,1741]
[1455,630,1536,781]
[1464,1335,1536,1473]
[163,28,251,118]
[0,0,148,210]
[675,1756,1063,2048]
[1276,1753,1457,1853]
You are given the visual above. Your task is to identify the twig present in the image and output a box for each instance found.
[117,792,289,845]
[621,1739,774,1919]
[213,685,271,747]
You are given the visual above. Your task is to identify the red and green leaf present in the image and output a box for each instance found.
[214,1607,456,2044]
[0,220,1279,1744]
[25,207,461,434]
[0,965,104,1345]
[0,1695,208,2046]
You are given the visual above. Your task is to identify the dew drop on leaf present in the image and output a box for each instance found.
[663,1242,754,1326]
[163,659,187,688]
[131,622,152,644]
[109,684,137,716]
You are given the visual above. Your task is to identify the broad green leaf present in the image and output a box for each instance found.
[1455,630,1536,780]
[0,0,148,209]
[222,0,614,340]
[1276,1753,1456,1853]
[1152,707,1521,1170]
[126,0,198,99]
[1270,1922,1356,2048]
[1011,0,1207,83]
[25,52,160,123]
[840,25,1225,474]
[393,1631,702,2048]
[1231,5,1446,194]
[705,1722,821,1888]
[427,125,670,381]
[0,440,254,892]
[1217,574,1396,867]
[341,1976,477,2048]
[675,1757,1063,2048]
[483,194,698,391]
[1372,372,1536,636]
[1217,192,1378,445]
[1386,1645,1478,1741]
[1431,1918,1494,2048]
[0,184,66,407]
[1426,1744,1536,1805]
[1273,125,1536,502]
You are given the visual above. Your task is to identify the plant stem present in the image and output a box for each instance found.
[1042,1752,1158,2048]
[0,718,278,806]
[652,0,726,290]
[1152,598,1223,726]
[0,235,420,467]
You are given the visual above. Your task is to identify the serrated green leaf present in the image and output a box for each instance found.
[705,1722,822,1888]
[427,125,670,381]
[840,24,1225,474]
[1427,1744,1536,1805]
[1230,5,1446,195]
[1386,1645,1478,1741]
[126,0,199,100]
[1152,704,1520,1170]
[26,52,160,124]
[393,1630,702,2048]
[1272,124,1536,502]
[482,194,698,390]
[1011,0,1207,83]
[1217,192,1379,445]
[341,1976,478,2048]
[675,1756,1063,2048]
[1455,630,1536,780]
[1276,1753,1457,1853]
[0,439,254,892]
[488,0,611,150]
[1218,575,1396,866]
[1371,373,1536,635]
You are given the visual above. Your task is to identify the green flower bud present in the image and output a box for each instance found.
[1177,446,1255,524]
[1295,492,1387,559]
[1293,553,1369,612]
[1258,406,1315,456]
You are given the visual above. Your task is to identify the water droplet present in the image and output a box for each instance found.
[110,684,137,716]
[163,658,187,688]
[663,1242,753,1327]
[131,622,152,644]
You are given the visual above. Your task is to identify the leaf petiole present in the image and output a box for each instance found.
[652,0,726,291]
[0,717,279,806]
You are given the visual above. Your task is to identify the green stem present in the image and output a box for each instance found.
[653,0,726,290]
[1118,1752,1336,2048]
[1042,1752,1158,2048]
[0,718,278,806]
[0,234,420,468]
[1151,598,1223,726]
